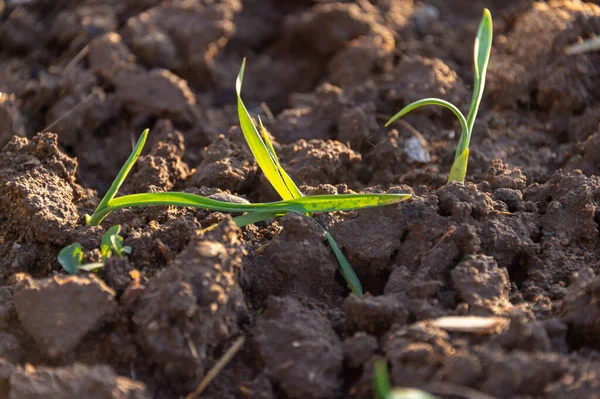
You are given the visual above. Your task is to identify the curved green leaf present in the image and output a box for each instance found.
[106,192,410,214]
[385,98,468,159]
[233,211,363,295]
[258,116,303,200]
[237,60,297,200]
[86,192,411,226]
[86,130,148,226]
[321,227,362,295]
[385,98,467,132]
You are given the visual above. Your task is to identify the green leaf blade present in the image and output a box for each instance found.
[465,9,493,137]
[58,243,84,274]
[286,193,412,213]
[105,192,411,217]
[373,359,392,399]
[236,60,296,200]
[322,228,362,296]
[385,98,467,131]
[385,98,468,159]
[258,116,303,200]
[86,130,149,226]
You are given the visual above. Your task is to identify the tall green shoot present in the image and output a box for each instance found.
[236,59,365,295]
[385,9,493,183]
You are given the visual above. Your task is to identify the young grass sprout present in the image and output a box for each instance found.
[58,225,130,274]
[78,60,412,295]
[385,9,493,183]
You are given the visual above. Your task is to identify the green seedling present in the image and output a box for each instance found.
[373,359,438,399]
[83,129,408,294]
[58,225,129,274]
[236,59,364,294]
[101,224,132,261]
[58,243,84,274]
[385,9,493,183]
[81,62,412,295]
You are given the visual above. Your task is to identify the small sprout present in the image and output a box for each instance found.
[386,9,493,183]
[101,225,131,261]
[58,225,130,274]
[58,243,84,274]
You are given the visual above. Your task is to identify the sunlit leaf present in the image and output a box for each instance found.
[58,243,84,274]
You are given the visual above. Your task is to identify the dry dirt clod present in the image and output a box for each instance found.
[282,3,377,56]
[253,296,343,399]
[243,213,344,307]
[122,0,241,88]
[0,133,84,245]
[342,332,378,368]
[132,219,247,394]
[451,255,512,315]
[9,363,149,399]
[344,294,409,336]
[188,127,257,194]
[12,273,116,358]
[115,68,196,122]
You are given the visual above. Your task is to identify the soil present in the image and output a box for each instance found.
[1,0,600,398]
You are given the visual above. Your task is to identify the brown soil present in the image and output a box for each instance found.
[1,0,600,398]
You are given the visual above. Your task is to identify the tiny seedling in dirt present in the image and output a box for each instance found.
[373,359,438,399]
[81,63,412,295]
[58,224,131,274]
[385,9,493,183]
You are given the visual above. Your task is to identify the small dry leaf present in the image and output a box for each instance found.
[433,316,509,334]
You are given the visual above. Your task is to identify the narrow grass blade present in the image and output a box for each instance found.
[258,116,303,199]
[374,359,392,399]
[98,130,148,211]
[385,98,469,158]
[88,192,410,226]
[236,60,296,200]
[321,227,362,295]
[86,129,149,225]
[285,193,411,212]
[106,192,410,214]
[447,148,469,183]
[465,9,493,141]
